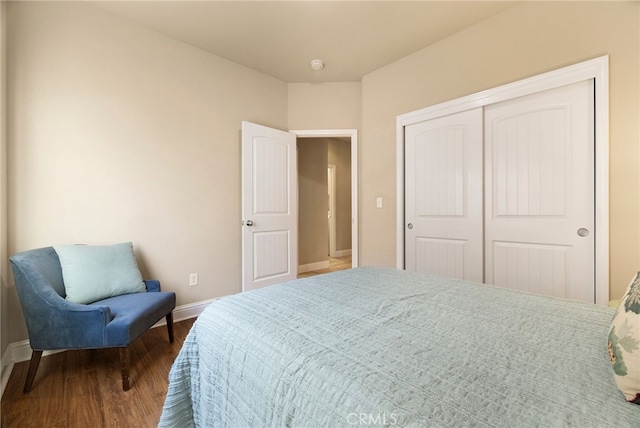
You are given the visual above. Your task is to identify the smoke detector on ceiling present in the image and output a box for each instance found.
[310,59,325,71]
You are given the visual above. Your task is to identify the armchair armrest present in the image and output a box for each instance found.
[9,261,114,348]
[25,292,112,350]
[144,279,161,292]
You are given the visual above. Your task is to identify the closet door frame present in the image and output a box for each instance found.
[396,55,609,305]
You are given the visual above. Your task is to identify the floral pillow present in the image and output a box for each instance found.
[608,272,640,404]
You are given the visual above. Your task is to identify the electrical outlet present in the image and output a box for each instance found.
[189,273,198,287]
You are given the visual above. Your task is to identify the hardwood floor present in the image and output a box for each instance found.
[297,255,352,278]
[2,261,351,427]
[1,318,196,428]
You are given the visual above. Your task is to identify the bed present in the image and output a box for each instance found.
[159,267,640,427]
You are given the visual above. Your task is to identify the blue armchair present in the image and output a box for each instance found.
[9,246,176,392]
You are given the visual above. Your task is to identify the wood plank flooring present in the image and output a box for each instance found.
[1,318,195,428]
[297,255,352,278]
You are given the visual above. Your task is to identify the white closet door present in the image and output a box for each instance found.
[405,108,483,282]
[484,80,595,302]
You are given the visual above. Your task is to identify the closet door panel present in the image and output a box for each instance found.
[405,108,483,282]
[484,80,595,302]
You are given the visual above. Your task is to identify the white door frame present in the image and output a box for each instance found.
[291,129,359,267]
[327,164,337,258]
[396,56,609,305]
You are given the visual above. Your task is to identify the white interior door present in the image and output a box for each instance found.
[404,108,484,282]
[242,121,297,291]
[484,80,595,302]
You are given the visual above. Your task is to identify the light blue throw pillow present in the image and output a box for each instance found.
[54,242,146,304]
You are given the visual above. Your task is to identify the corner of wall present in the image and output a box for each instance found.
[0,0,9,401]
[0,0,9,369]
[1,344,15,399]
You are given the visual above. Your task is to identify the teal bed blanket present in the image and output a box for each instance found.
[159,267,640,427]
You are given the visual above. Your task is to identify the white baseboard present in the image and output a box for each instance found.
[168,298,217,324]
[1,348,14,397]
[0,297,216,399]
[334,249,352,258]
[298,260,330,274]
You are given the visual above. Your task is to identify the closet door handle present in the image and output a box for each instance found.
[407,223,413,230]
[577,228,589,237]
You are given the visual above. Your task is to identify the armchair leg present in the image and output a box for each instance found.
[166,312,174,344]
[119,347,131,391]
[23,350,43,393]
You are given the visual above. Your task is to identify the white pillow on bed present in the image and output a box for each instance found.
[608,272,640,404]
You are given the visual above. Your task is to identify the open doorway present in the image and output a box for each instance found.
[292,129,358,278]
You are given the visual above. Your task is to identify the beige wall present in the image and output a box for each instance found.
[298,139,329,266]
[361,1,640,299]
[288,82,361,130]
[1,1,7,357]
[3,0,638,353]
[288,83,360,262]
[6,2,288,344]
[328,138,351,252]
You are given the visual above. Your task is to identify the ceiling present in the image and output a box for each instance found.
[92,1,516,83]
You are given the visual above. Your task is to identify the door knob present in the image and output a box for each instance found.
[577,228,589,237]
[407,223,413,229]
[242,220,254,227]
